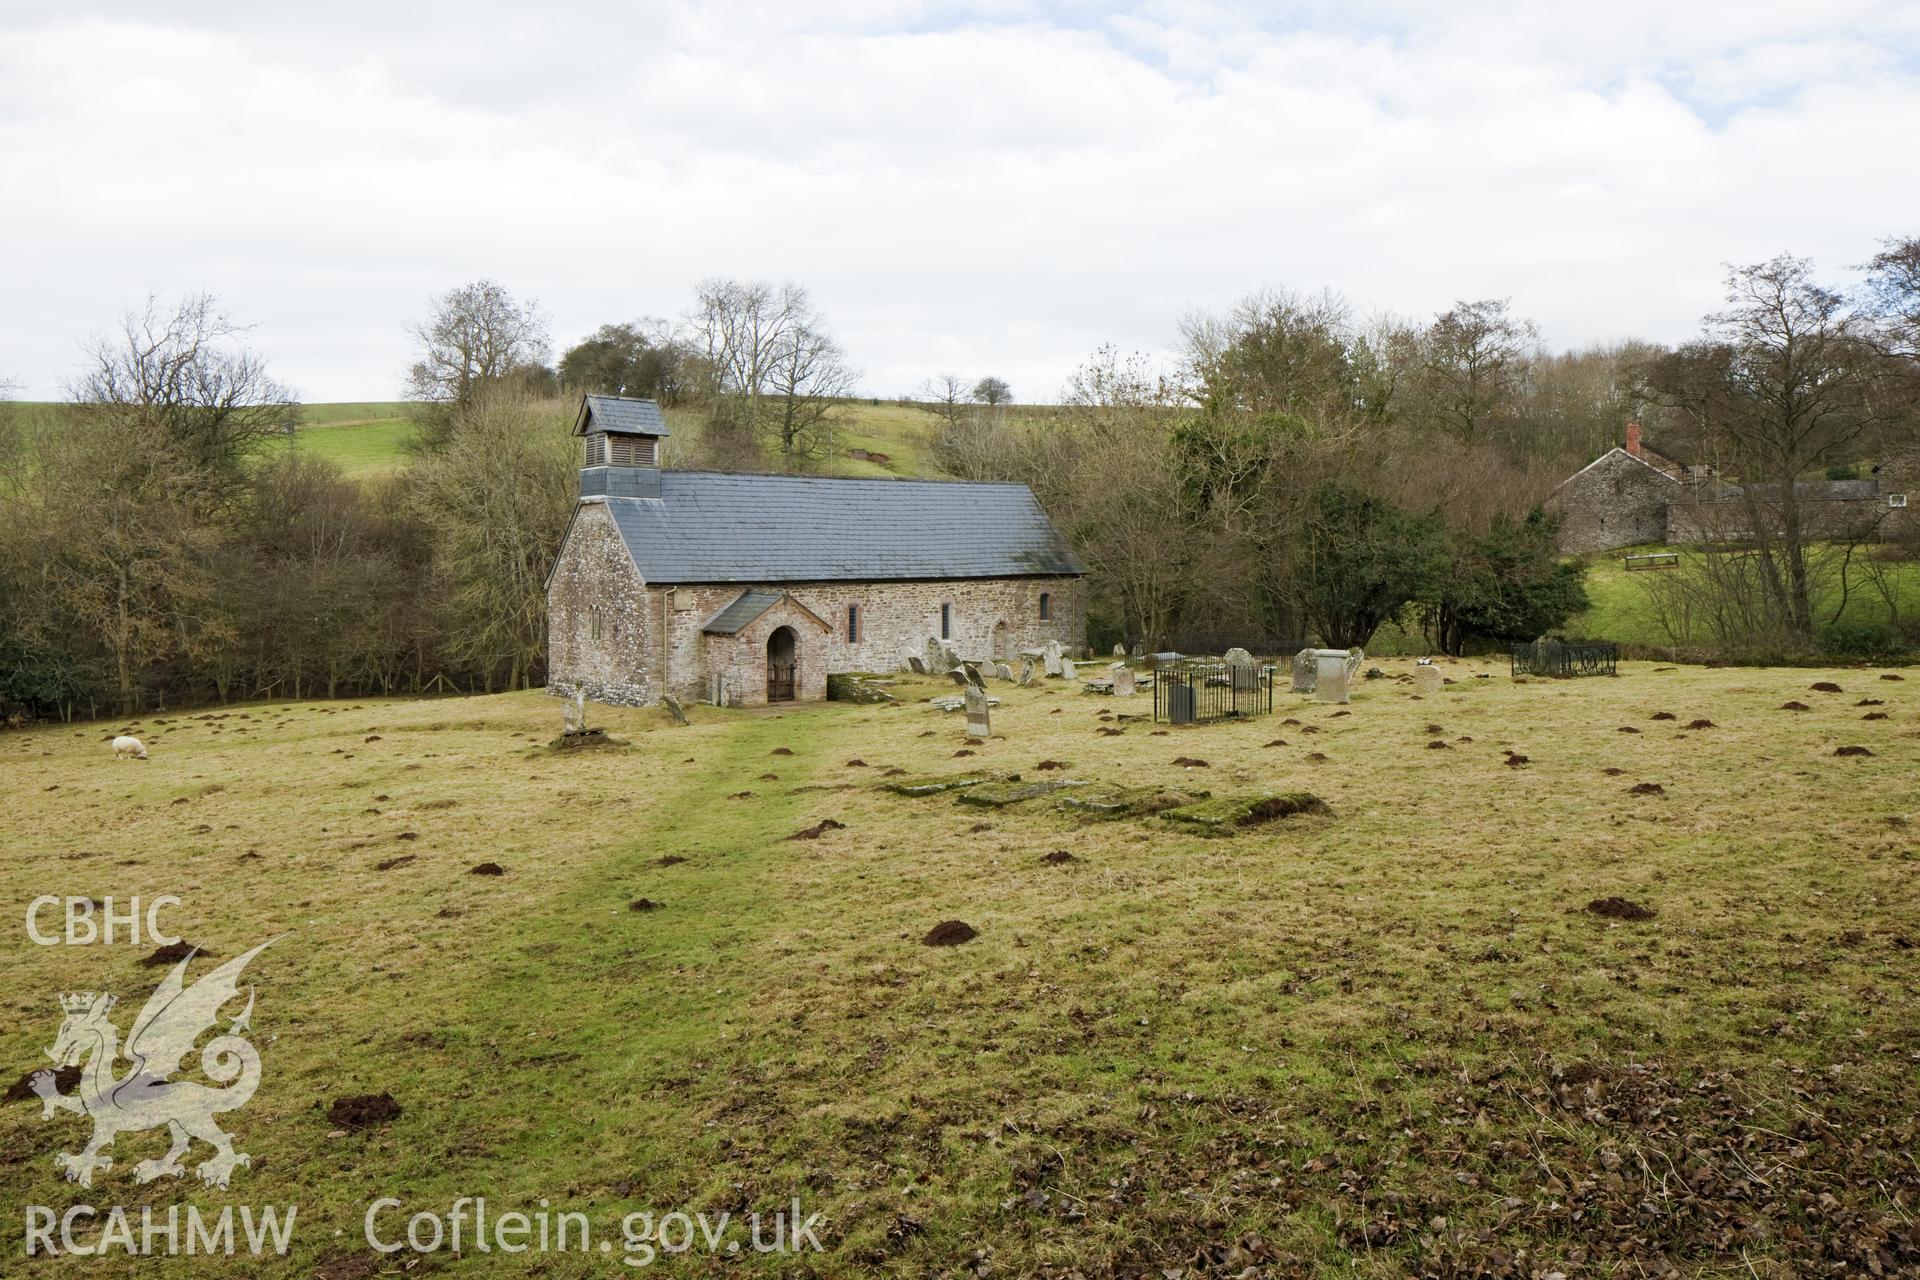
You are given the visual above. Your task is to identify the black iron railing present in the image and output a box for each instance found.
[1510,640,1617,678]
[1153,662,1274,724]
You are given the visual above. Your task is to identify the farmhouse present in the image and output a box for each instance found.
[547,396,1086,707]
[1547,423,1917,554]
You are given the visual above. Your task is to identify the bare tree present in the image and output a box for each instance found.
[918,373,969,429]
[1405,298,1539,448]
[406,280,550,405]
[71,293,297,484]
[1639,255,1920,644]
[690,279,855,466]
[972,376,1012,406]
[1866,235,1920,358]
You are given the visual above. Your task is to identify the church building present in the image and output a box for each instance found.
[546,396,1087,707]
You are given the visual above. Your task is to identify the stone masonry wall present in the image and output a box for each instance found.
[700,600,830,706]
[658,575,1087,704]
[1547,450,1684,554]
[1665,495,1907,546]
[545,501,656,706]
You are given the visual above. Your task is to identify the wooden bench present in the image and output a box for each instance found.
[1623,552,1679,571]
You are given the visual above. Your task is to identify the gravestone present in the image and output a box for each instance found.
[964,684,991,739]
[1131,642,1145,659]
[1112,643,1128,657]
[563,689,586,734]
[1291,649,1317,694]
[1018,659,1034,686]
[1413,664,1444,694]
[1060,658,1076,681]
[948,667,971,688]
[1044,641,1064,677]
[962,662,987,690]
[993,662,1015,682]
[1113,665,1136,696]
[1312,649,1353,704]
[1345,648,1365,680]
[907,654,927,675]
[1223,646,1256,668]
[661,694,689,725]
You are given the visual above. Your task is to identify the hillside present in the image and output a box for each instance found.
[269,400,954,481]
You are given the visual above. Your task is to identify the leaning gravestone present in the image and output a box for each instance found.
[1345,648,1365,680]
[1291,649,1317,694]
[1113,666,1136,696]
[964,684,991,739]
[907,654,928,675]
[993,662,1015,682]
[1413,664,1444,694]
[962,662,987,690]
[1018,660,1034,686]
[1312,649,1353,704]
[661,694,689,725]
[1044,641,1064,677]
[1060,658,1076,681]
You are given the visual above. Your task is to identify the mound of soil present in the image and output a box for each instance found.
[653,855,687,867]
[628,898,663,912]
[1262,739,1287,747]
[1424,724,1445,735]
[5,1064,81,1103]
[728,790,753,799]
[469,862,505,876]
[923,920,978,946]
[1881,672,1905,680]
[770,747,794,756]
[1172,756,1209,768]
[1686,719,1716,729]
[1587,896,1656,921]
[1305,751,1329,763]
[1150,730,1169,736]
[1456,735,1474,743]
[1780,701,1810,711]
[758,772,779,781]
[1834,745,1875,757]
[952,749,976,758]
[1426,740,1450,750]
[1097,726,1125,736]
[1864,711,1890,721]
[1243,793,1334,822]
[845,759,869,767]
[1330,710,1351,718]
[1505,754,1530,767]
[968,822,992,833]
[374,854,416,872]
[789,818,847,840]
[881,767,908,776]
[1857,698,1885,706]
[1628,782,1666,796]
[1617,726,1641,733]
[1810,681,1843,693]
[1299,725,1320,735]
[1650,711,1676,721]
[1041,850,1078,864]
[395,831,418,841]
[328,1092,401,1129]
[549,728,622,751]
[142,941,210,967]
[1034,760,1069,771]
[1602,767,1624,776]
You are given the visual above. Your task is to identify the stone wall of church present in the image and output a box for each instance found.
[545,501,656,706]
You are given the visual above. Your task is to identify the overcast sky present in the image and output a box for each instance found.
[3,2,1918,403]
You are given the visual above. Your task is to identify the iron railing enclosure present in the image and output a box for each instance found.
[1153,661,1274,724]
[1510,640,1618,678]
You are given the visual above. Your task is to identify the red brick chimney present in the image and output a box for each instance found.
[1625,421,1643,457]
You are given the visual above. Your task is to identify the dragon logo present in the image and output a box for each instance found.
[29,938,277,1190]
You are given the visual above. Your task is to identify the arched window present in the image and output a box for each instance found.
[846,603,861,644]
[940,603,952,639]
[1038,592,1052,621]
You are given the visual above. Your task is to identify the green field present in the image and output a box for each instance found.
[3,662,1916,1275]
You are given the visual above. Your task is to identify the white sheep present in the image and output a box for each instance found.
[111,735,149,760]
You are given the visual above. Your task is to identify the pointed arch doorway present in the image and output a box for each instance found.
[766,626,797,702]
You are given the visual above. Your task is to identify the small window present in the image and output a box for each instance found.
[1890,493,1908,509]
[846,603,860,644]
[1038,591,1052,621]
[588,607,602,641]
[940,603,952,640]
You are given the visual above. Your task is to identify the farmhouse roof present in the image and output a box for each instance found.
[1551,446,1686,493]
[593,472,1085,585]
[701,590,830,635]
[574,395,670,437]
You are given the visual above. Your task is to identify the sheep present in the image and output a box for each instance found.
[111,735,149,761]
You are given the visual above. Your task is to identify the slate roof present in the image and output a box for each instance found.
[593,472,1084,585]
[701,590,829,635]
[575,395,670,437]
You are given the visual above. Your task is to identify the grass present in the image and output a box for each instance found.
[3,662,1916,1275]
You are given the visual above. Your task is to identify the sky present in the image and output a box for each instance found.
[2,1,1918,403]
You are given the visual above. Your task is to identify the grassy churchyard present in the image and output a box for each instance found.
[3,660,1917,1276]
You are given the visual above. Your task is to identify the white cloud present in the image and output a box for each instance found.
[1,2,1917,402]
